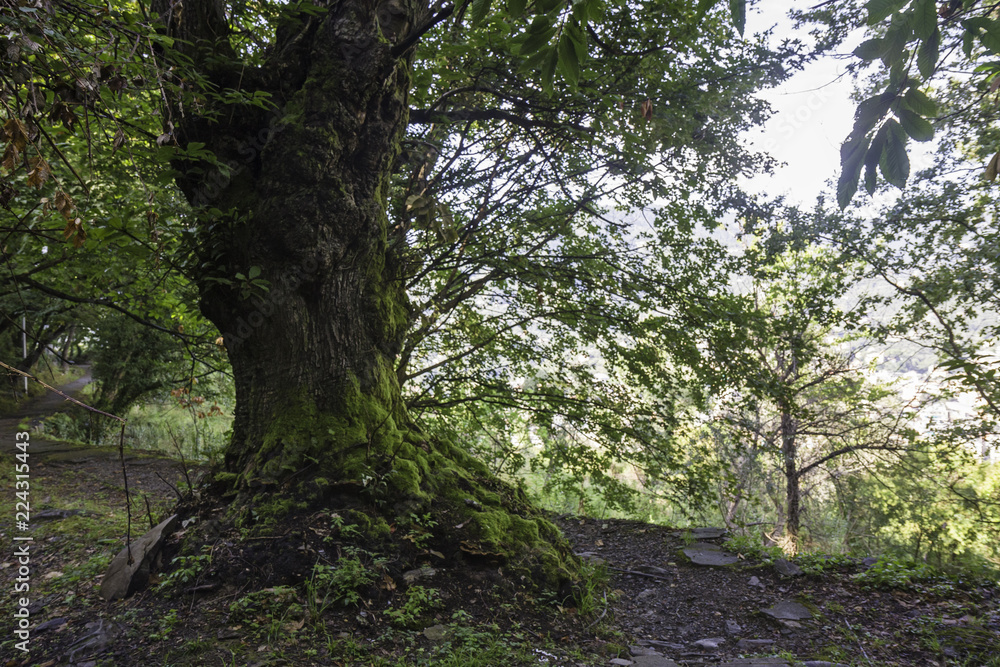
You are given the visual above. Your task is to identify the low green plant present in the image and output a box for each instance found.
[401,512,438,550]
[158,549,212,593]
[306,548,383,617]
[853,554,936,590]
[385,585,442,627]
[149,608,181,641]
[724,533,783,562]
[795,552,855,575]
[229,585,298,621]
[573,560,613,620]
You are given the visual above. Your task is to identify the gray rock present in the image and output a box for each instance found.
[34,617,67,633]
[422,624,450,642]
[692,637,725,649]
[719,660,790,667]
[99,515,179,601]
[761,600,813,621]
[682,542,740,566]
[802,662,852,667]
[637,588,657,600]
[65,619,122,663]
[725,619,742,634]
[773,558,803,577]
[631,656,681,667]
[402,566,436,584]
[748,575,765,589]
[677,527,728,540]
[636,639,686,650]
[630,645,661,656]
[634,564,671,576]
[736,639,776,649]
[610,660,633,666]
[861,556,879,569]
[33,508,90,521]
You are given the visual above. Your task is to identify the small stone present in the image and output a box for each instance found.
[725,620,741,634]
[35,618,67,633]
[773,558,803,577]
[637,588,657,600]
[422,624,450,642]
[736,639,776,650]
[610,659,633,666]
[761,600,813,621]
[635,565,671,576]
[402,566,436,584]
[748,576,765,589]
[692,637,725,649]
[861,556,879,569]
[217,628,241,640]
[630,645,661,656]
[802,662,852,667]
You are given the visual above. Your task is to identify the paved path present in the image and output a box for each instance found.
[0,368,94,456]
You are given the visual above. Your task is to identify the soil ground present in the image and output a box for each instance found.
[1,379,998,667]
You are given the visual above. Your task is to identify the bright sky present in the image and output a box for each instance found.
[741,2,864,205]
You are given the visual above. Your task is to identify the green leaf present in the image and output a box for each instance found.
[566,19,587,63]
[519,16,557,56]
[903,86,937,116]
[963,26,976,57]
[866,0,908,25]
[697,0,717,18]
[911,0,937,40]
[854,38,886,61]
[729,0,746,35]
[838,134,871,209]
[851,91,895,139]
[864,125,888,195]
[882,16,912,66]
[917,27,940,77]
[541,46,559,93]
[507,0,527,18]
[897,108,934,141]
[558,31,581,87]
[248,265,261,279]
[879,119,910,188]
[470,0,492,27]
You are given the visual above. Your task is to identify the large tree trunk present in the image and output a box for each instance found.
[153,0,574,585]
[780,407,801,551]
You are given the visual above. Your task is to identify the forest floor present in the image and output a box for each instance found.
[1,379,999,667]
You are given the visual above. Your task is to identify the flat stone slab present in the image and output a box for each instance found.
[100,514,179,601]
[676,527,728,540]
[773,558,803,577]
[719,660,790,667]
[761,600,814,621]
[682,542,740,566]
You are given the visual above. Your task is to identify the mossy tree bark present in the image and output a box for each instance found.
[153,0,575,584]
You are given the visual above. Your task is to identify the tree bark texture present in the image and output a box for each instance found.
[780,406,801,550]
[156,0,417,481]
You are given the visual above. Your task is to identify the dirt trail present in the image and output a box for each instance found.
[1,368,94,457]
